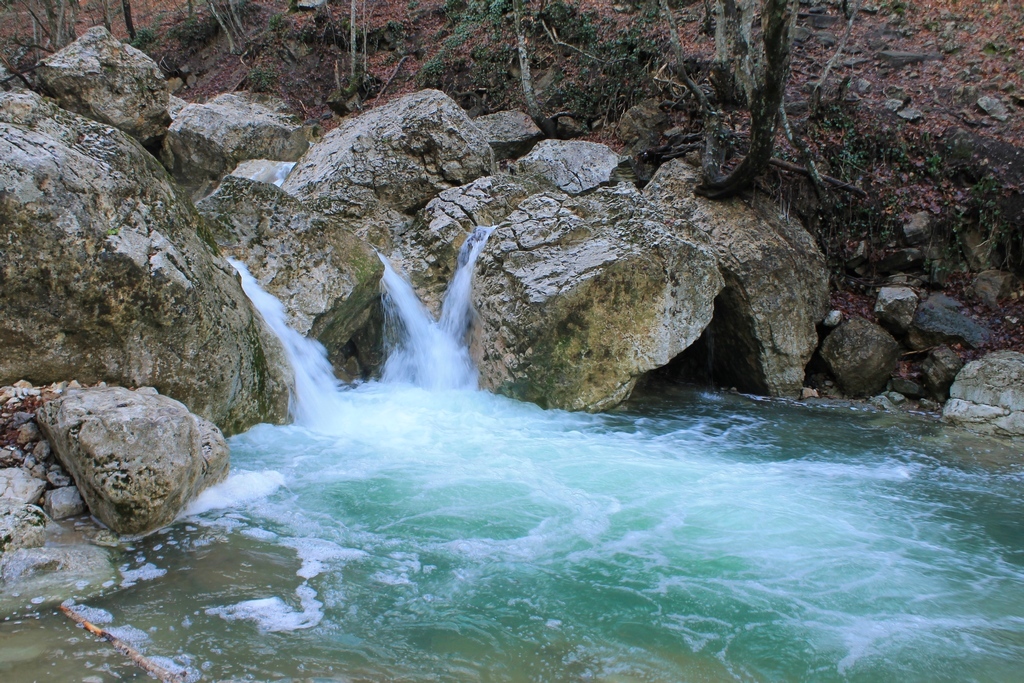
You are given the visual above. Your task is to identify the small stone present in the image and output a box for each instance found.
[0,468,48,505]
[878,51,942,68]
[16,421,40,445]
[891,377,926,399]
[973,269,1017,308]
[884,391,908,405]
[977,96,1009,122]
[44,486,86,520]
[921,346,963,399]
[869,394,897,411]
[918,398,939,411]
[47,471,72,488]
[67,380,81,389]
[823,310,843,327]
[30,464,47,480]
[884,98,905,112]
[32,440,51,461]
[11,411,34,427]
[13,380,32,389]
[875,286,919,334]
[801,387,820,400]
[853,78,874,94]
[902,211,933,246]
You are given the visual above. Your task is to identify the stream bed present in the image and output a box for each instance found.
[3,384,1024,682]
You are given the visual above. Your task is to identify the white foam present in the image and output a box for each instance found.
[206,584,323,633]
[105,624,149,644]
[62,603,112,625]
[184,470,286,516]
[120,563,167,587]
[281,538,368,580]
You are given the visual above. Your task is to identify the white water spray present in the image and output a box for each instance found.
[379,227,493,391]
[229,259,343,427]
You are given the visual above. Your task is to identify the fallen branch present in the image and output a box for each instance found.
[769,158,867,198]
[374,55,408,103]
[59,604,187,683]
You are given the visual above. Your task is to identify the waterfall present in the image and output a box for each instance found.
[380,227,493,391]
[228,259,343,427]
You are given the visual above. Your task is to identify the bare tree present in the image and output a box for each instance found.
[660,0,800,199]
[16,0,79,51]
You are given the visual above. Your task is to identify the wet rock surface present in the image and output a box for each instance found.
[943,351,1024,437]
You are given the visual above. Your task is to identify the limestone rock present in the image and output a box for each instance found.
[44,486,86,520]
[473,110,544,160]
[36,26,169,147]
[644,160,829,397]
[973,269,1017,308]
[0,502,49,554]
[0,469,46,505]
[921,346,963,400]
[0,91,291,434]
[616,99,668,155]
[902,211,933,246]
[162,92,310,198]
[474,185,722,411]
[820,317,900,397]
[38,386,230,535]
[283,89,494,217]
[874,286,919,334]
[513,140,620,195]
[168,94,187,119]
[943,351,1024,436]
[977,96,1009,122]
[197,175,383,378]
[877,51,942,68]
[0,545,115,609]
[907,294,991,349]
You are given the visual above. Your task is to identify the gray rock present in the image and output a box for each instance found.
[878,51,942,68]
[977,96,1009,122]
[283,89,494,217]
[168,94,187,118]
[296,0,328,7]
[15,421,40,445]
[162,92,311,198]
[35,26,170,147]
[907,294,991,349]
[473,110,544,160]
[32,440,51,461]
[43,486,85,520]
[197,175,383,379]
[902,211,933,246]
[474,185,723,411]
[615,99,668,155]
[869,394,897,411]
[514,140,621,195]
[0,469,47,505]
[0,90,291,435]
[820,317,900,397]
[945,351,1024,431]
[823,309,843,327]
[876,248,925,273]
[919,398,940,411]
[46,471,72,488]
[645,160,830,397]
[38,386,230,535]
[891,377,926,399]
[0,502,49,554]
[973,269,1017,308]
[921,346,963,399]
[874,286,919,334]
[884,390,908,405]
[897,107,923,122]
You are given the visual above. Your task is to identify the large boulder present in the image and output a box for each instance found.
[474,185,722,411]
[907,294,991,349]
[283,89,494,218]
[197,175,383,378]
[0,90,291,434]
[513,140,620,195]
[162,92,311,198]
[616,99,668,155]
[921,346,963,399]
[0,502,49,554]
[820,317,900,397]
[942,351,1024,437]
[473,110,544,160]
[644,160,829,397]
[38,386,230,535]
[35,26,170,148]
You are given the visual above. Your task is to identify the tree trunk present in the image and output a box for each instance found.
[122,0,136,41]
[350,0,357,79]
[696,0,798,198]
[512,0,543,124]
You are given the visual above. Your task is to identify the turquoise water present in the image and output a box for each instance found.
[4,384,1024,682]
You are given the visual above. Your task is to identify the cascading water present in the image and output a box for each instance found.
[379,226,493,391]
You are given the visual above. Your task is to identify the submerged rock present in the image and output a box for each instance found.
[38,386,230,535]
[0,90,291,434]
[645,160,829,397]
[820,317,899,397]
[36,26,170,148]
[943,351,1024,437]
[0,545,115,609]
[197,175,383,378]
[162,92,311,198]
[283,89,494,217]
[0,502,49,554]
[474,185,722,411]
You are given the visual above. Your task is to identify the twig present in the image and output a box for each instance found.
[59,604,187,683]
[768,158,868,197]
[374,55,408,103]
[811,0,863,112]
[779,102,826,198]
